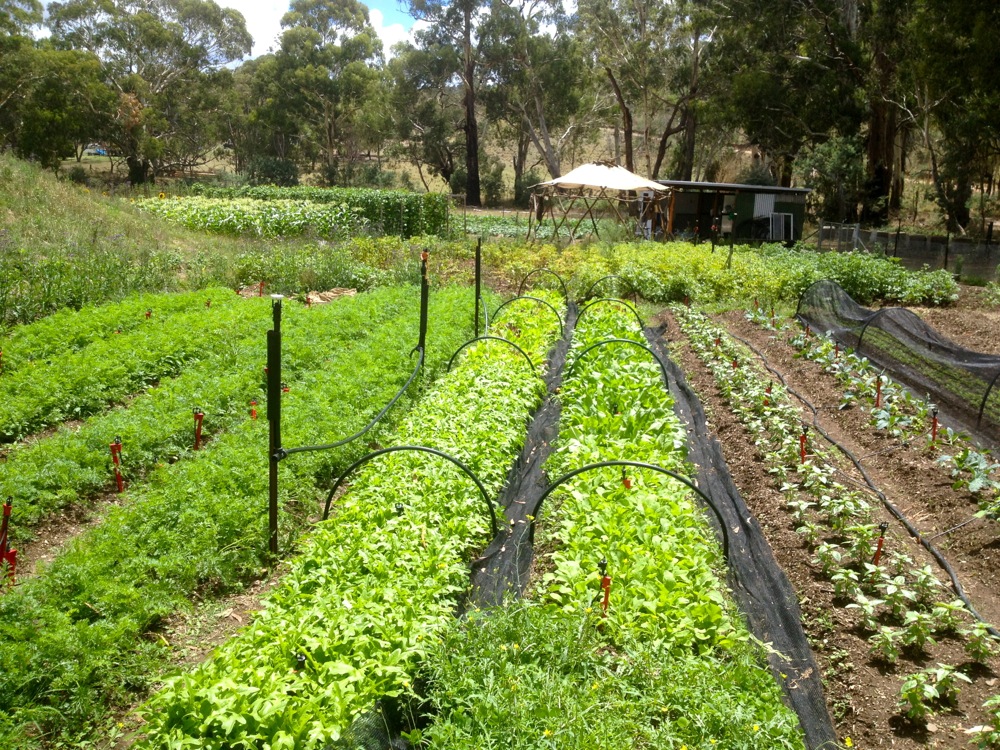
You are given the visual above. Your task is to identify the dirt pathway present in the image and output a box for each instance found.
[661,308,1000,750]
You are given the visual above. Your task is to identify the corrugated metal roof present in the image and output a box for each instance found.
[655,179,811,195]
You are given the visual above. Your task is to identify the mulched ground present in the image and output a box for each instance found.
[660,307,1000,750]
[905,284,1000,356]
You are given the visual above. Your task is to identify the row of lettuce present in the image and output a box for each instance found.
[414,302,806,747]
[0,285,476,747]
[136,293,564,747]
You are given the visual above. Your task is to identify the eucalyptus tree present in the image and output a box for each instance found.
[478,0,594,184]
[405,0,487,204]
[576,0,716,179]
[275,0,385,181]
[386,42,463,190]
[902,0,999,232]
[712,0,863,185]
[46,0,251,183]
[0,0,41,34]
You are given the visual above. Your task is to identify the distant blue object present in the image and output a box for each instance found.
[94,148,106,156]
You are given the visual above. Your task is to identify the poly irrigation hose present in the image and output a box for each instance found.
[729,329,1000,640]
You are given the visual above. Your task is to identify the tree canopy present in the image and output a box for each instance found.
[1,0,994,229]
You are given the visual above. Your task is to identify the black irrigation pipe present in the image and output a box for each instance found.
[447,336,536,373]
[492,296,564,338]
[576,297,645,331]
[267,256,432,555]
[728,327,1000,639]
[583,274,638,303]
[566,338,670,388]
[322,445,497,536]
[278,348,425,460]
[517,268,570,302]
[530,460,730,560]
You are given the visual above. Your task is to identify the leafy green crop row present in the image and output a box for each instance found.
[137,293,564,748]
[0,288,428,539]
[456,240,959,308]
[183,185,450,238]
[0,289,258,442]
[137,198,369,240]
[419,302,806,748]
[0,290,221,372]
[0,285,477,748]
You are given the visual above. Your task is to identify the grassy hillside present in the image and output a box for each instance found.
[0,155,423,327]
[0,153,259,326]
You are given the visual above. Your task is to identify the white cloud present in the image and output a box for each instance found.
[369,8,411,54]
[217,0,288,57]
[217,1,422,60]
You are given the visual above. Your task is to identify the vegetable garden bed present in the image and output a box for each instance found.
[669,304,1000,749]
[0,284,475,747]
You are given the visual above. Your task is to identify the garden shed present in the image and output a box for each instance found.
[653,180,811,242]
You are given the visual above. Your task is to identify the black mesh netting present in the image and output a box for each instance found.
[797,279,1000,447]
[467,313,837,749]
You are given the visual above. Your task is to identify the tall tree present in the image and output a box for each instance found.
[47,0,251,183]
[713,0,864,184]
[406,0,485,204]
[387,42,463,189]
[479,0,592,181]
[577,0,712,179]
[1,36,114,168]
[0,0,41,34]
[902,0,1000,231]
[276,0,384,180]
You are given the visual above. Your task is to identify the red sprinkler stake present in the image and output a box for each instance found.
[306,295,312,308]
[621,467,632,490]
[872,522,890,566]
[799,426,809,464]
[145,309,152,320]
[193,407,204,450]
[732,357,739,371]
[753,296,759,311]
[109,436,124,493]
[0,349,4,373]
[258,281,265,297]
[281,382,290,393]
[931,408,939,443]
[599,559,611,617]
[805,324,811,337]
[250,400,258,420]
[764,384,772,407]
[875,376,883,408]
[0,497,17,587]
[714,336,721,347]
[684,295,690,307]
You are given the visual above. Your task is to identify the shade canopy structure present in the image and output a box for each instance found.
[528,161,671,241]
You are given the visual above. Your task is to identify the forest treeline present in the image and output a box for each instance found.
[0,0,997,230]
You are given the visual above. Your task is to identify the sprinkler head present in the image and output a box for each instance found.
[598,559,607,577]
[879,521,889,536]
[395,503,405,517]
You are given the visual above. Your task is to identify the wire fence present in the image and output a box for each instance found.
[818,222,999,280]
